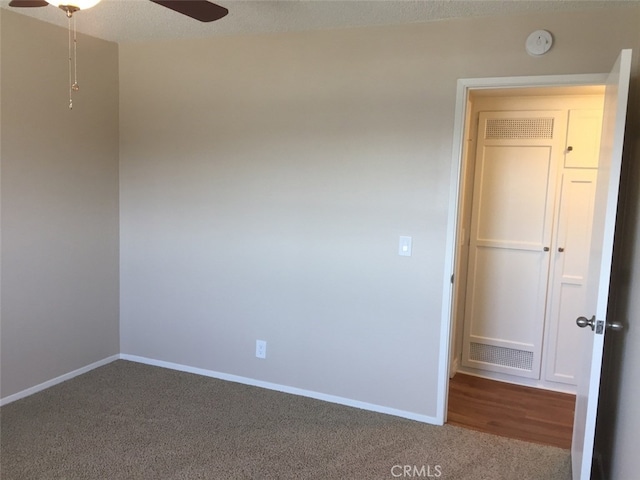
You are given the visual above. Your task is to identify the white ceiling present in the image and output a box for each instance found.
[0,0,636,44]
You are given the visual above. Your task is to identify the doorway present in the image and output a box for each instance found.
[445,83,606,445]
[452,87,605,391]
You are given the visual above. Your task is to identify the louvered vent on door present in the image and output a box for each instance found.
[469,342,534,371]
[485,117,554,140]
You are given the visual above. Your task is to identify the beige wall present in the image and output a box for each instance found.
[0,11,120,397]
[0,9,3,385]
[119,6,640,419]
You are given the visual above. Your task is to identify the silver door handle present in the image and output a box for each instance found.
[608,321,624,331]
[576,315,624,332]
[576,315,596,331]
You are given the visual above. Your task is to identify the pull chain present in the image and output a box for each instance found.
[68,14,79,110]
[68,14,72,109]
[73,16,79,93]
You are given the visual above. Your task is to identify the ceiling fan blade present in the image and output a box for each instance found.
[149,1,228,22]
[8,0,49,7]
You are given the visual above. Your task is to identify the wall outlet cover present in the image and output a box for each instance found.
[256,340,267,359]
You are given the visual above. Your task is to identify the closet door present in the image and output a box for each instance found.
[462,110,564,379]
[543,108,602,385]
[544,170,597,384]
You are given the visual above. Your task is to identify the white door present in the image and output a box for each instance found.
[544,169,597,385]
[571,49,632,480]
[461,110,563,379]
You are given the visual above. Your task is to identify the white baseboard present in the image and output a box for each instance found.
[121,354,439,425]
[1,353,440,425]
[455,366,577,395]
[0,354,120,407]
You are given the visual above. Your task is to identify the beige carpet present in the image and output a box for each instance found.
[0,360,571,479]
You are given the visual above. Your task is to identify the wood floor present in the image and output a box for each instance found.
[447,373,576,449]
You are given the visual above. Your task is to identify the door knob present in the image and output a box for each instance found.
[608,321,624,331]
[576,315,596,331]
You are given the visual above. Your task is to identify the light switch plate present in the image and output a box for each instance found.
[399,236,412,256]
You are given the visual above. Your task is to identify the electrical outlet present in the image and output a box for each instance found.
[256,340,267,359]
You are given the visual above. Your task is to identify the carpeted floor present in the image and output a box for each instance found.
[0,360,571,479]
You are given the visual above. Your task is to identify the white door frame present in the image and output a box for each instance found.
[437,73,608,424]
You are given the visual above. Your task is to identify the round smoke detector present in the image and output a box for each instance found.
[526,30,553,56]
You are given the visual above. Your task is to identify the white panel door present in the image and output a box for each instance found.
[572,49,632,480]
[462,111,564,379]
[544,170,597,384]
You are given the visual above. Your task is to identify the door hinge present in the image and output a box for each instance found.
[596,320,605,335]
[451,274,455,284]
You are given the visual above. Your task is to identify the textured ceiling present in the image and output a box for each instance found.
[0,0,637,43]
